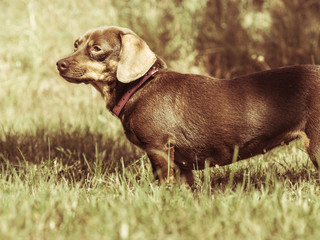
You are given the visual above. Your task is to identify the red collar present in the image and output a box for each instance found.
[112,67,159,117]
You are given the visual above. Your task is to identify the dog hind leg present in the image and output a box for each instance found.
[305,124,320,170]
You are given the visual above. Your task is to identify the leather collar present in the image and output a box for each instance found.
[112,67,159,117]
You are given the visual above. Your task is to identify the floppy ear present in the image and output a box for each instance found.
[117,33,157,83]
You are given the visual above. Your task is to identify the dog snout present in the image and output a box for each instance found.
[56,59,69,72]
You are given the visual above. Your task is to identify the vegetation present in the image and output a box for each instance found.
[1,0,320,239]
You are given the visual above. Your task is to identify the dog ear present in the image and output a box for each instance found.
[117,33,157,83]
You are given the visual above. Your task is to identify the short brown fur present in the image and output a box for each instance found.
[57,26,320,186]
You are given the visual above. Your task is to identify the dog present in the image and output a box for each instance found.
[57,26,320,186]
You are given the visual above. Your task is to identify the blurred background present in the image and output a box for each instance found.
[0,0,319,168]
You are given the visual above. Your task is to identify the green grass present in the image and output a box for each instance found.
[1,130,320,239]
[1,0,320,239]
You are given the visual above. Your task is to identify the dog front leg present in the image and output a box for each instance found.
[173,150,194,186]
[176,168,194,186]
[147,146,175,185]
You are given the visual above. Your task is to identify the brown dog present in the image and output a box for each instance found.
[57,26,320,185]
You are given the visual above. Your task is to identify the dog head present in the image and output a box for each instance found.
[56,26,166,86]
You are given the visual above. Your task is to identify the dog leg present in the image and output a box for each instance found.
[306,139,320,170]
[305,126,320,170]
[147,146,175,185]
[173,150,194,186]
[177,168,194,186]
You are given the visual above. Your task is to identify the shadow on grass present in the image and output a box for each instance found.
[202,156,319,193]
[1,128,318,189]
[0,126,142,181]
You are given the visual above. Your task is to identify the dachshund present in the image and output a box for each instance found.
[57,26,320,185]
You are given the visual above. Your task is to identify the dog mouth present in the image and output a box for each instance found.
[59,74,93,84]
[58,66,91,84]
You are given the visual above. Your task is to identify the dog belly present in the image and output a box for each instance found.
[174,146,235,170]
[175,129,307,170]
[238,130,307,159]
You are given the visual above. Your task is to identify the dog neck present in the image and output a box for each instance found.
[91,57,166,117]
[112,67,159,117]
[90,73,157,117]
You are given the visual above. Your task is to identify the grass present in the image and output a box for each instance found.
[1,129,320,239]
[1,0,320,239]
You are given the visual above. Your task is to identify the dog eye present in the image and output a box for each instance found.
[92,45,102,52]
[74,41,79,51]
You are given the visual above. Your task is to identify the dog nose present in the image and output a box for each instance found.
[56,59,69,72]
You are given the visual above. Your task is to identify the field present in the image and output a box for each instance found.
[1,0,320,239]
